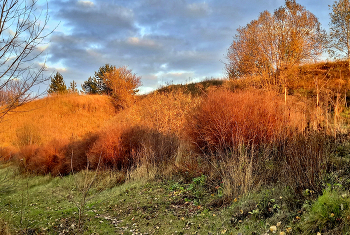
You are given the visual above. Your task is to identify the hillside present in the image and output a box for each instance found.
[0,94,117,148]
[154,79,224,96]
[1,64,350,234]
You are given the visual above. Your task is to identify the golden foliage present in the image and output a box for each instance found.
[102,66,141,109]
[187,89,308,153]
[109,90,201,136]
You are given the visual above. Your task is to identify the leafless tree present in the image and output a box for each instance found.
[0,0,53,119]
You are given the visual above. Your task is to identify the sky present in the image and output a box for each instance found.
[39,0,332,94]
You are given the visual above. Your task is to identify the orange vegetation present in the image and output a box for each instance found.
[0,87,333,193]
[0,93,116,148]
[187,89,309,153]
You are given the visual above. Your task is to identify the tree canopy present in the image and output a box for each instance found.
[81,65,141,108]
[81,64,116,95]
[226,0,326,89]
[329,0,350,71]
[48,72,67,94]
[102,66,141,109]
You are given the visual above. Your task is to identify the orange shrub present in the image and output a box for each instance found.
[17,139,68,175]
[16,145,39,173]
[187,89,305,153]
[0,146,16,162]
[16,136,100,175]
[87,125,180,170]
[87,126,125,169]
[64,133,99,173]
[109,90,201,137]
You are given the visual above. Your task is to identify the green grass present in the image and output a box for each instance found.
[2,159,350,235]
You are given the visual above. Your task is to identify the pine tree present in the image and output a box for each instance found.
[94,64,116,94]
[48,72,67,94]
[81,76,99,94]
[69,80,78,93]
[81,64,116,94]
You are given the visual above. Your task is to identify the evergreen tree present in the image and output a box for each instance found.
[69,80,78,93]
[94,64,116,94]
[81,64,116,94]
[48,72,67,94]
[81,76,99,94]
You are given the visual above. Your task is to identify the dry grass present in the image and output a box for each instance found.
[215,145,255,197]
[0,218,11,235]
[12,91,197,175]
[110,90,201,136]
[0,93,116,148]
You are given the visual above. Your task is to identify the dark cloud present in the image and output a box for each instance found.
[45,0,331,93]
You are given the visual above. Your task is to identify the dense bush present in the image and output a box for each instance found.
[0,146,16,162]
[185,89,331,194]
[16,125,181,175]
[16,139,67,175]
[187,89,303,154]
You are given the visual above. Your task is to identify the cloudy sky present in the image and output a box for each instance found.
[40,0,331,94]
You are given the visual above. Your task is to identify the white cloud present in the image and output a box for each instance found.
[127,37,158,48]
[77,0,94,7]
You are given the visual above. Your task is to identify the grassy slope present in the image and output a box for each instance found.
[0,164,304,235]
[2,160,350,235]
[0,94,116,148]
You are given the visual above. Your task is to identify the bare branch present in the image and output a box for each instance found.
[0,0,55,119]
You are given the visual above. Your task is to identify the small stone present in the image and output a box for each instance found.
[270,225,277,233]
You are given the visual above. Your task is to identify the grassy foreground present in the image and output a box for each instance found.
[2,151,350,235]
